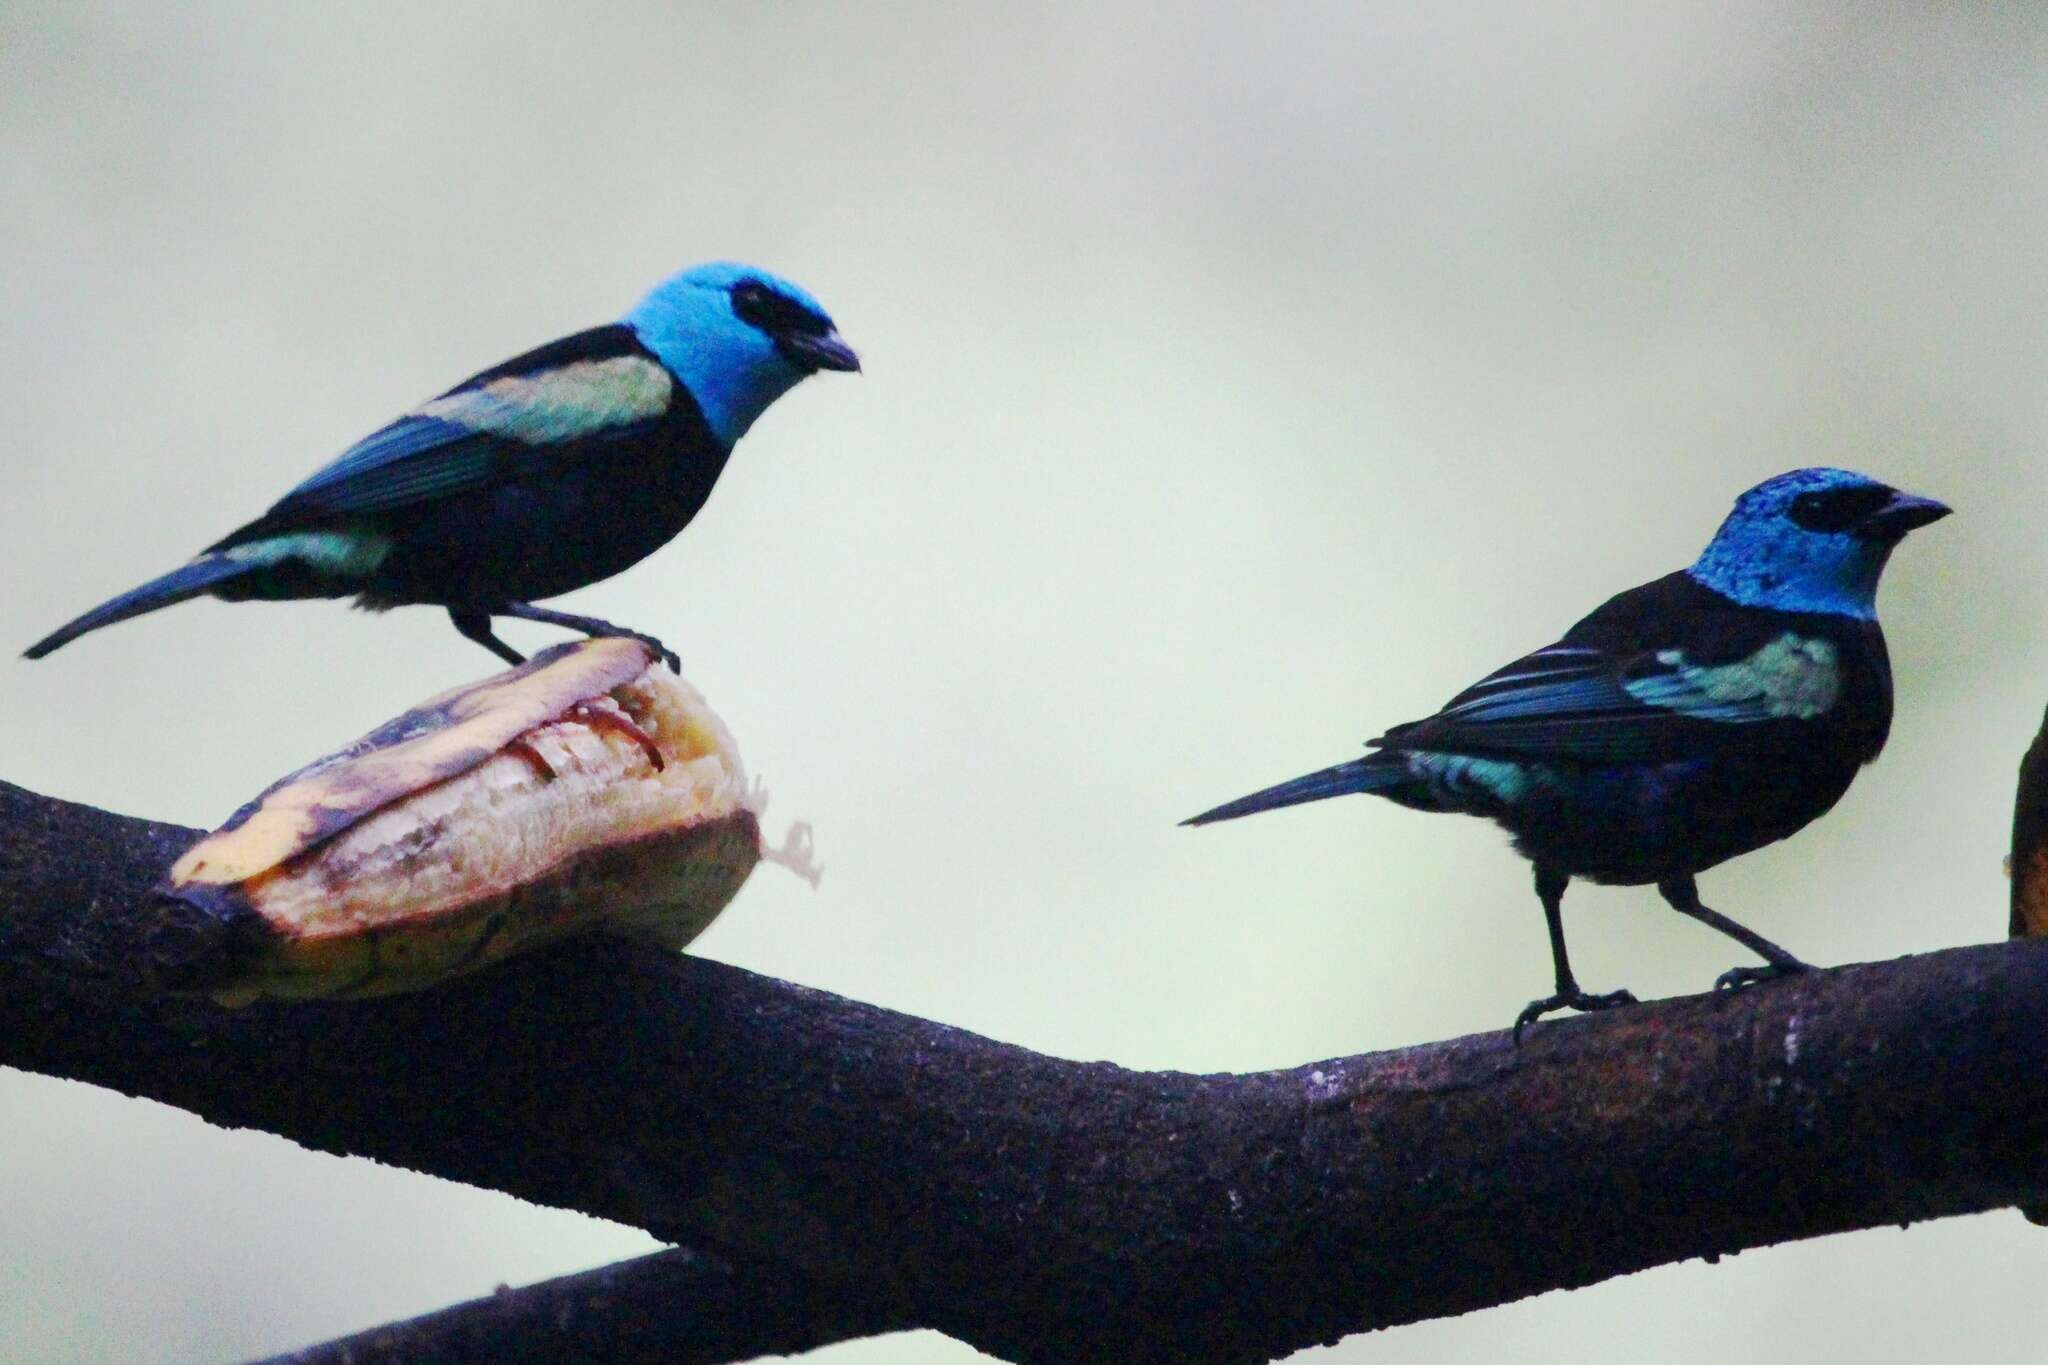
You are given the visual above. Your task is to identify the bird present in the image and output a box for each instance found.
[23,261,859,669]
[1184,468,1949,1039]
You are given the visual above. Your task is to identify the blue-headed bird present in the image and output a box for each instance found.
[24,262,858,669]
[1185,468,1949,1038]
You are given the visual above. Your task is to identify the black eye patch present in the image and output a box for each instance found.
[731,280,830,337]
[1788,484,1893,534]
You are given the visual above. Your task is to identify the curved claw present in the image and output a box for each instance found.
[590,624,680,672]
[618,630,681,673]
[580,624,679,673]
[1713,961,1807,992]
[1511,986,1639,1045]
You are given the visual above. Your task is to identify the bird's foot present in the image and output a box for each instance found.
[621,630,681,674]
[1713,960,1808,993]
[496,604,682,672]
[571,623,679,671]
[578,624,679,673]
[1512,986,1639,1044]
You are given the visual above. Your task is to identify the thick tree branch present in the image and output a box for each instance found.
[5,776,2047,1364]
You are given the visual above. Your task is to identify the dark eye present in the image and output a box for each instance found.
[1788,485,1892,534]
[731,280,828,337]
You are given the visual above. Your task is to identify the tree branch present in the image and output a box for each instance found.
[255,1245,911,1365]
[5,776,2047,1364]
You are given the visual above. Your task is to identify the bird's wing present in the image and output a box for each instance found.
[213,326,673,543]
[1375,631,1846,765]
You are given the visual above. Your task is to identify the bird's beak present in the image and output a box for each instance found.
[781,329,862,374]
[1861,490,1952,539]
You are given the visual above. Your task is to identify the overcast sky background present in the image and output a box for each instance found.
[3,2,2046,1361]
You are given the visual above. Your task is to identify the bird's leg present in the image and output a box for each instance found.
[1656,875,1811,991]
[1512,866,1638,1043]
[497,603,680,673]
[449,608,526,667]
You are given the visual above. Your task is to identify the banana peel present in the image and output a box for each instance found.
[152,638,812,1005]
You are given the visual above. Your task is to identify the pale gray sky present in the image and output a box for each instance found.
[2,2,2045,1361]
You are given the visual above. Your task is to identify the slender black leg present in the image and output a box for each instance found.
[448,608,526,667]
[1656,874,1810,991]
[1512,865,1638,1043]
[498,603,680,672]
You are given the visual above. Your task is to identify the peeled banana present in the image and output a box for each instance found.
[153,638,793,1005]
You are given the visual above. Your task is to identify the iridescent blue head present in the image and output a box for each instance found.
[623,261,858,446]
[1686,467,1949,619]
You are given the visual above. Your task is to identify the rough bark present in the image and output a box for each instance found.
[4,777,2047,1365]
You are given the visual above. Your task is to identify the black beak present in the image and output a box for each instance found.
[779,329,861,374]
[1861,490,1951,539]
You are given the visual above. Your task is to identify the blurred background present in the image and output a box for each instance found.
[2,2,2044,1360]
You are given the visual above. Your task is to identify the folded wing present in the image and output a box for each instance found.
[213,326,673,545]
[1377,633,1843,765]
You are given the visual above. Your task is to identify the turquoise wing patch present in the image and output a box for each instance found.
[1382,635,1842,764]
[275,356,675,519]
[415,356,673,444]
[1622,634,1842,722]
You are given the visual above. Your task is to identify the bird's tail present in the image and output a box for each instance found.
[23,556,254,659]
[1181,756,1405,826]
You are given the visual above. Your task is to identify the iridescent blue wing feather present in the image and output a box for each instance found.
[214,326,673,544]
[275,417,500,516]
[1378,595,1849,765]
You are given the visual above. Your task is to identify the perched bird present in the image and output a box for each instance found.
[24,262,858,668]
[1185,468,1949,1038]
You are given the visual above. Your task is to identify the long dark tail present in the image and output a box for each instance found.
[1181,756,1405,826]
[23,556,254,659]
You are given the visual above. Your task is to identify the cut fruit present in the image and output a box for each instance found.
[156,638,767,1005]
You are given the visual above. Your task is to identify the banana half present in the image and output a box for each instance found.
[155,638,793,1005]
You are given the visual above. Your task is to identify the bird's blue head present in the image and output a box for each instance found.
[1686,467,1949,619]
[623,262,858,446]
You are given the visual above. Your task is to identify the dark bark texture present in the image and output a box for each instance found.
[4,777,2047,1364]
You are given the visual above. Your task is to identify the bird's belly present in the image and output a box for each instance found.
[1500,749,1864,885]
[361,461,705,607]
